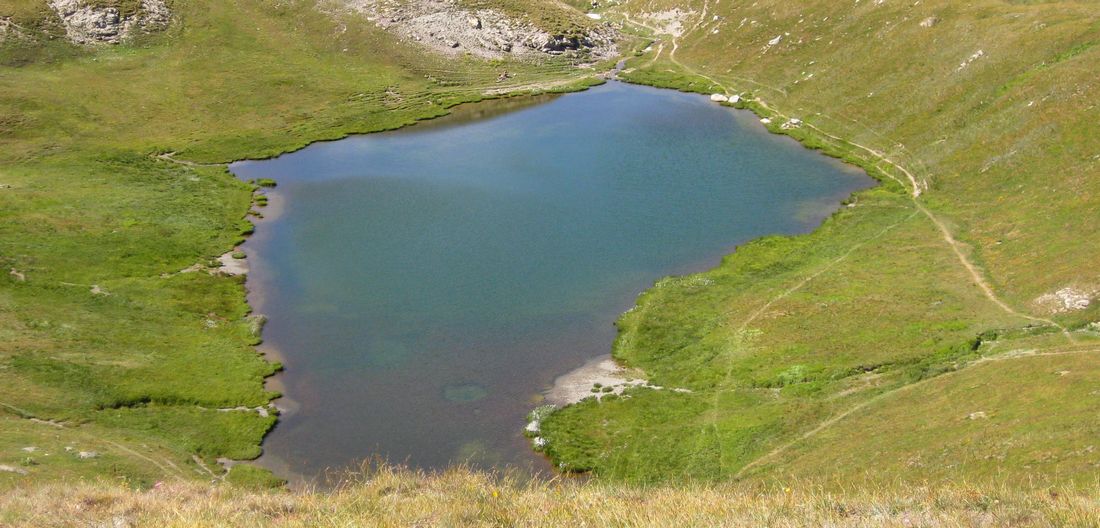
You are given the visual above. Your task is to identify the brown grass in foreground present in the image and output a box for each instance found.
[1,466,1098,527]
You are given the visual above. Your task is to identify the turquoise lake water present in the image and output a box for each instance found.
[230,82,874,479]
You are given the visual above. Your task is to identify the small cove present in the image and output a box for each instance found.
[230,81,874,480]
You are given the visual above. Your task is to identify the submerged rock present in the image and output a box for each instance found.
[443,383,488,402]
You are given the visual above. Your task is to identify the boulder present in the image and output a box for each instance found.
[48,0,170,45]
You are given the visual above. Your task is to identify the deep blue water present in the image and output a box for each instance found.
[231,81,873,479]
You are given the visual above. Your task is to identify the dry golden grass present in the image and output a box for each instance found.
[1,466,1098,527]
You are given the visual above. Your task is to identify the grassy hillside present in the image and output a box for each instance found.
[2,466,1099,527]
[539,0,1100,484]
[0,0,603,487]
[2,0,1098,519]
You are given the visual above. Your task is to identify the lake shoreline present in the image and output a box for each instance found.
[229,70,884,481]
[230,75,614,484]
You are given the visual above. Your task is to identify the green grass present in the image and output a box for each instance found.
[0,0,600,487]
[2,0,1098,499]
[755,348,1100,486]
[540,0,1100,485]
[224,463,286,490]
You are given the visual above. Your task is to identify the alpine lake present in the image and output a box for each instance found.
[230,81,874,480]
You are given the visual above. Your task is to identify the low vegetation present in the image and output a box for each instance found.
[2,0,1098,523]
[0,0,604,487]
[3,465,1099,527]
[539,0,1100,484]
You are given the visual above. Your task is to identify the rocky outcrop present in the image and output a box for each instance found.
[1034,286,1096,314]
[48,0,170,45]
[337,0,616,61]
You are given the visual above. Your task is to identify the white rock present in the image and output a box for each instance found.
[956,49,985,71]
[782,118,803,129]
[768,35,783,46]
[48,0,170,45]
[342,1,617,61]
[709,93,728,102]
[1035,287,1095,313]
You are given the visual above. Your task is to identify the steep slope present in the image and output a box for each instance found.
[2,0,1097,494]
[0,0,605,486]
[541,0,1100,485]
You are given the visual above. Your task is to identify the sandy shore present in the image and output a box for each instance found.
[216,251,249,275]
[544,355,651,406]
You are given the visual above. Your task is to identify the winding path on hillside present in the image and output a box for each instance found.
[0,401,189,480]
[733,344,1100,478]
[611,0,1080,478]
[617,5,1071,340]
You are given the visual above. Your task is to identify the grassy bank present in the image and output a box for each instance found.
[0,0,602,486]
[3,466,1099,527]
[2,0,1098,513]
[539,0,1100,484]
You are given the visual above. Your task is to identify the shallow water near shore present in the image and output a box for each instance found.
[231,81,873,480]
